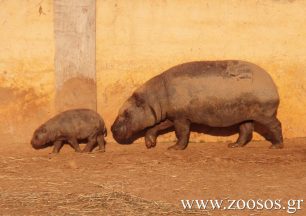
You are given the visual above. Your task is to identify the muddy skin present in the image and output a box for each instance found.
[112,60,283,150]
[31,109,107,154]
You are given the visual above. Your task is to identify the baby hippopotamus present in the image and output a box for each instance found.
[111,60,283,150]
[31,109,107,153]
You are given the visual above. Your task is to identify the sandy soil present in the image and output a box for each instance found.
[0,138,305,215]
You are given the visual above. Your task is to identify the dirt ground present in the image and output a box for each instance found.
[0,138,305,216]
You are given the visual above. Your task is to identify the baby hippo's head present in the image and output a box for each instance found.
[31,125,50,149]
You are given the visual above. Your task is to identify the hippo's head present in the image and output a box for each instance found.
[31,125,50,149]
[111,93,156,143]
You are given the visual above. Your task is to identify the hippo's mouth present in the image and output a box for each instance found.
[31,140,53,150]
[112,131,134,144]
[111,125,134,144]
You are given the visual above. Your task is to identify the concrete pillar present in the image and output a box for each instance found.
[54,0,96,111]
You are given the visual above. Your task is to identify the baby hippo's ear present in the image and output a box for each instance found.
[133,93,145,107]
[40,125,47,133]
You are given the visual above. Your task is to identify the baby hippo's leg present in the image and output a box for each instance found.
[228,121,254,148]
[68,138,82,152]
[96,135,105,152]
[145,120,173,149]
[168,119,191,150]
[52,140,63,154]
[82,135,97,153]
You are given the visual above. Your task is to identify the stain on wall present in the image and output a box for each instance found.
[55,77,97,111]
[0,0,305,146]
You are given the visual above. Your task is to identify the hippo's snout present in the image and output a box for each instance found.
[31,139,42,149]
[111,123,125,141]
[111,118,132,144]
[31,133,49,150]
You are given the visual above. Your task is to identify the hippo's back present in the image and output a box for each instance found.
[47,109,104,138]
[160,60,279,127]
[54,109,103,123]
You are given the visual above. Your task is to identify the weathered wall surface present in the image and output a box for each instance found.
[0,0,305,146]
[97,0,306,143]
[0,0,55,145]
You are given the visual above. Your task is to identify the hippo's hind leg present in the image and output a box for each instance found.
[228,121,254,148]
[96,134,106,152]
[145,120,173,149]
[68,138,82,152]
[82,134,98,153]
[52,140,63,153]
[255,117,283,149]
[168,119,191,150]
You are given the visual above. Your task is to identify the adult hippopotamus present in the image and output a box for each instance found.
[111,60,283,150]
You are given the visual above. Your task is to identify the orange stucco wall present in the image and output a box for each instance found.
[0,0,55,144]
[0,0,305,145]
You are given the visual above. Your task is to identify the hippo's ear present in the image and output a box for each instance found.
[40,125,47,133]
[133,93,145,107]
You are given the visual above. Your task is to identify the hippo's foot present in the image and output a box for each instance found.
[145,134,157,149]
[48,152,58,159]
[95,148,105,153]
[269,143,284,149]
[167,144,187,150]
[81,149,92,153]
[228,142,245,148]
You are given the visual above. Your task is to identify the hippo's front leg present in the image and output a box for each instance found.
[68,138,82,152]
[52,140,63,154]
[145,120,173,149]
[168,119,191,150]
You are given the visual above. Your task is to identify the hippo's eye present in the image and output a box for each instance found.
[123,110,130,118]
[134,94,145,107]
